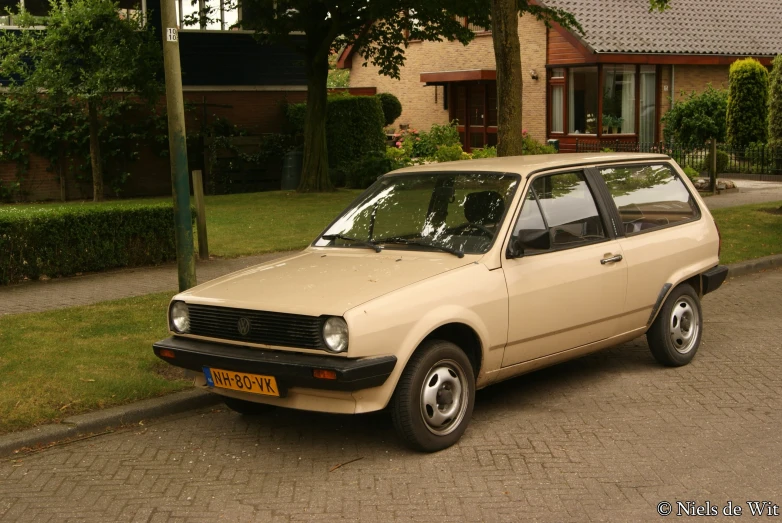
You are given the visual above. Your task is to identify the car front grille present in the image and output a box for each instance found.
[187,304,324,350]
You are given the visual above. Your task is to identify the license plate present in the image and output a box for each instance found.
[203,367,280,397]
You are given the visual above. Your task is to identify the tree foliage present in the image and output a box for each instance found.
[726,57,769,147]
[0,0,162,200]
[661,86,728,146]
[769,55,782,147]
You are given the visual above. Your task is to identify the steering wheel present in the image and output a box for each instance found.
[451,222,494,238]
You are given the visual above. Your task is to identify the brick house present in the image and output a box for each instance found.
[340,0,782,152]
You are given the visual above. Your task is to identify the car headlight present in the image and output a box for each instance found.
[322,317,349,353]
[170,301,190,334]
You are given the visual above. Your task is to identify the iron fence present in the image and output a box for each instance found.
[575,140,782,176]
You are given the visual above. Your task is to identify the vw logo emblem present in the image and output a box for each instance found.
[237,317,252,336]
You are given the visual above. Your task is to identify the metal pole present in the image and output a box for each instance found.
[161,0,197,291]
[710,138,718,195]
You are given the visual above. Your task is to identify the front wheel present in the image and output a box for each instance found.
[391,340,475,452]
[647,283,703,367]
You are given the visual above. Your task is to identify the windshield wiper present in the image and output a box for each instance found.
[321,234,382,253]
[376,237,464,258]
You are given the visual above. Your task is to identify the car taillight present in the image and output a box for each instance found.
[714,219,721,258]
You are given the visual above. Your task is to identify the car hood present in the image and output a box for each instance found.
[176,249,477,316]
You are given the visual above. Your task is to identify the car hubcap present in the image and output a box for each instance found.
[669,296,700,354]
[420,360,468,436]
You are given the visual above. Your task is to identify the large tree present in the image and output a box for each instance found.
[236,0,476,192]
[0,0,161,201]
[483,0,671,156]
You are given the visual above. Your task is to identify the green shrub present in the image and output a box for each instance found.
[285,96,386,170]
[522,133,557,155]
[343,153,395,189]
[385,146,413,169]
[682,165,700,181]
[0,203,193,285]
[376,93,402,126]
[326,96,386,169]
[727,58,769,147]
[284,102,307,136]
[769,55,782,146]
[704,149,730,174]
[471,146,497,159]
[661,86,728,146]
[416,122,460,158]
[433,143,465,163]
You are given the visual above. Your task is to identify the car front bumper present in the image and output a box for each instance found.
[153,336,397,394]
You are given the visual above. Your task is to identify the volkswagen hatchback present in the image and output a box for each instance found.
[155,153,727,452]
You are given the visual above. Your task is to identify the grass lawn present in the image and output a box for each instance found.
[0,292,183,434]
[0,190,362,258]
[711,201,782,265]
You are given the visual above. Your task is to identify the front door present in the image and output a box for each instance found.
[501,170,628,367]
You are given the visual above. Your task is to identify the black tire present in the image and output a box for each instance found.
[647,283,703,367]
[391,340,475,452]
[222,396,274,415]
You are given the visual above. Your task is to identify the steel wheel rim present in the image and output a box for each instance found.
[419,359,469,436]
[669,295,700,354]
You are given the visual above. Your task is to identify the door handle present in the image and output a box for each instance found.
[600,254,623,265]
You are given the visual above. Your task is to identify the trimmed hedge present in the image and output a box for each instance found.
[0,203,193,285]
[326,96,386,170]
[726,58,769,147]
[286,95,386,176]
[769,55,782,146]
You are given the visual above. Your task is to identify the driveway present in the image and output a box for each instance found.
[705,178,782,209]
[1,268,781,522]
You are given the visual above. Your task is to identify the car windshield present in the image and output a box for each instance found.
[315,171,519,255]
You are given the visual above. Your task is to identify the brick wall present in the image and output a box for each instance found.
[348,15,549,143]
[673,65,730,101]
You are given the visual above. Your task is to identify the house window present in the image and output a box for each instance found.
[449,81,498,152]
[548,64,658,142]
[177,0,239,30]
[568,67,599,134]
[602,65,636,134]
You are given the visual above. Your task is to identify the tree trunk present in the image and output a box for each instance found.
[491,0,524,157]
[87,100,104,202]
[298,53,333,192]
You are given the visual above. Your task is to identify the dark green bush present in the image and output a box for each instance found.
[326,96,386,169]
[343,153,395,189]
[769,55,782,146]
[726,58,769,147]
[285,96,386,170]
[0,203,193,285]
[661,86,728,147]
[376,93,402,126]
[703,149,730,174]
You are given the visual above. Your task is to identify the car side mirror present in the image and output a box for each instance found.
[507,229,551,259]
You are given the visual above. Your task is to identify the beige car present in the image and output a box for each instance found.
[155,153,727,452]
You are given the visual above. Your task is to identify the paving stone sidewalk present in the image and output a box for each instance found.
[0,268,780,522]
[0,251,293,316]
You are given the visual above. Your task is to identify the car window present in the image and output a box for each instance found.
[511,171,606,254]
[598,164,699,235]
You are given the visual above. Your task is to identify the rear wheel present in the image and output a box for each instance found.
[391,340,475,452]
[647,283,703,366]
[222,396,274,415]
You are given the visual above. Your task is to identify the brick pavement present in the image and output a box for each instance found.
[0,252,292,316]
[0,268,780,522]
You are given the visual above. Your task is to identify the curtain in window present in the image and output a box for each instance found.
[639,66,656,144]
[620,66,636,133]
[551,86,564,133]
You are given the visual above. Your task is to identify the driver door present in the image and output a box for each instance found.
[501,170,627,367]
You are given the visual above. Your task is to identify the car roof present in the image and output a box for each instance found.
[386,152,671,178]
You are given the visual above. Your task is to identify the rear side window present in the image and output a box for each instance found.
[598,164,699,235]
